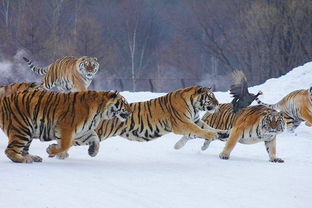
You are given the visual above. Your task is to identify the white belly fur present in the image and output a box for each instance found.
[238,135,274,144]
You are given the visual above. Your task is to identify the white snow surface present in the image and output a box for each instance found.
[1,62,312,208]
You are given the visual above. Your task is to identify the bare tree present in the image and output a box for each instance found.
[188,0,312,85]
[0,0,311,91]
[0,0,10,29]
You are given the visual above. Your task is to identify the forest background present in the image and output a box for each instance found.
[0,0,311,92]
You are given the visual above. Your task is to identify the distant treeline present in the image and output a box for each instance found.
[0,0,311,92]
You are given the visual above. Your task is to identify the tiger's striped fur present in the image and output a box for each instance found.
[255,87,312,130]
[23,56,99,92]
[175,104,295,162]
[0,81,40,99]
[67,86,229,154]
[0,89,130,163]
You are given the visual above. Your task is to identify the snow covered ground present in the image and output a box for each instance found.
[1,62,312,208]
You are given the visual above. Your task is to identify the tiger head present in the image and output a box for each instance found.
[192,86,219,113]
[104,91,131,122]
[260,111,286,135]
[78,56,99,79]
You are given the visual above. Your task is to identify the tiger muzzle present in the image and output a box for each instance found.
[86,73,94,79]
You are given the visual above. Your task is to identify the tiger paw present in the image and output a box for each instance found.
[29,154,43,162]
[174,137,191,150]
[46,144,57,157]
[88,142,99,157]
[201,140,211,151]
[15,155,33,163]
[270,158,284,163]
[219,152,230,160]
[217,132,229,141]
[56,152,69,160]
[21,152,42,162]
[5,150,33,163]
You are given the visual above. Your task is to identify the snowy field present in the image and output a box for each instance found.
[1,62,312,208]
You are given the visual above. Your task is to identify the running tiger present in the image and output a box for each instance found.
[61,86,228,156]
[175,104,295,162]
[0,89,130,163]
[23,56,99,91]
[255,87,312,131]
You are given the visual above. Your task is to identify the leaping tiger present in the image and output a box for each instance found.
[52,86,229,159]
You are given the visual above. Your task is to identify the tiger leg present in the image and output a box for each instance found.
[42,74,59,90]
[174,120,229,150]
[52,130,100,159]
[201,139,212,151]
[265,136,284,163]
[71,130,100,157]
[288,120,301,133]
[219,128,242,160]
[174,135,214,151]
[196,120,229,134]
[300,109,312,128]
[174,135,196,150]
[86,131,100,157]
[5,134,40,163]
[73,84,88,91]
[196,120,230,140]
[21,140,42,162]
[48,140,69,160]
[173,122,217,141]
[46,128,73,157]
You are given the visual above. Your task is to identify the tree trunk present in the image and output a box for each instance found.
[127,16,139,92]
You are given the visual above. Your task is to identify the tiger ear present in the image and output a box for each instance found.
[278,111,285,117]
[278,111,291,120]
[93,57,98,61]
[309,86,312,96]
[196,87,206,94]
[109,91,119,98]
[261,110,271,116]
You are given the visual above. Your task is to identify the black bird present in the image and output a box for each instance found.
[230,70,263,113]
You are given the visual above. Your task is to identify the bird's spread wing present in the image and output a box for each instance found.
[230,70,248,97]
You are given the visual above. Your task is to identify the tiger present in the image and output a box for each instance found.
[52,86,229,159]
[0,81,40,99]
[255,87,312,131]
[23,56,99,92]
[174,104,296,162]
[0,89,131,163]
